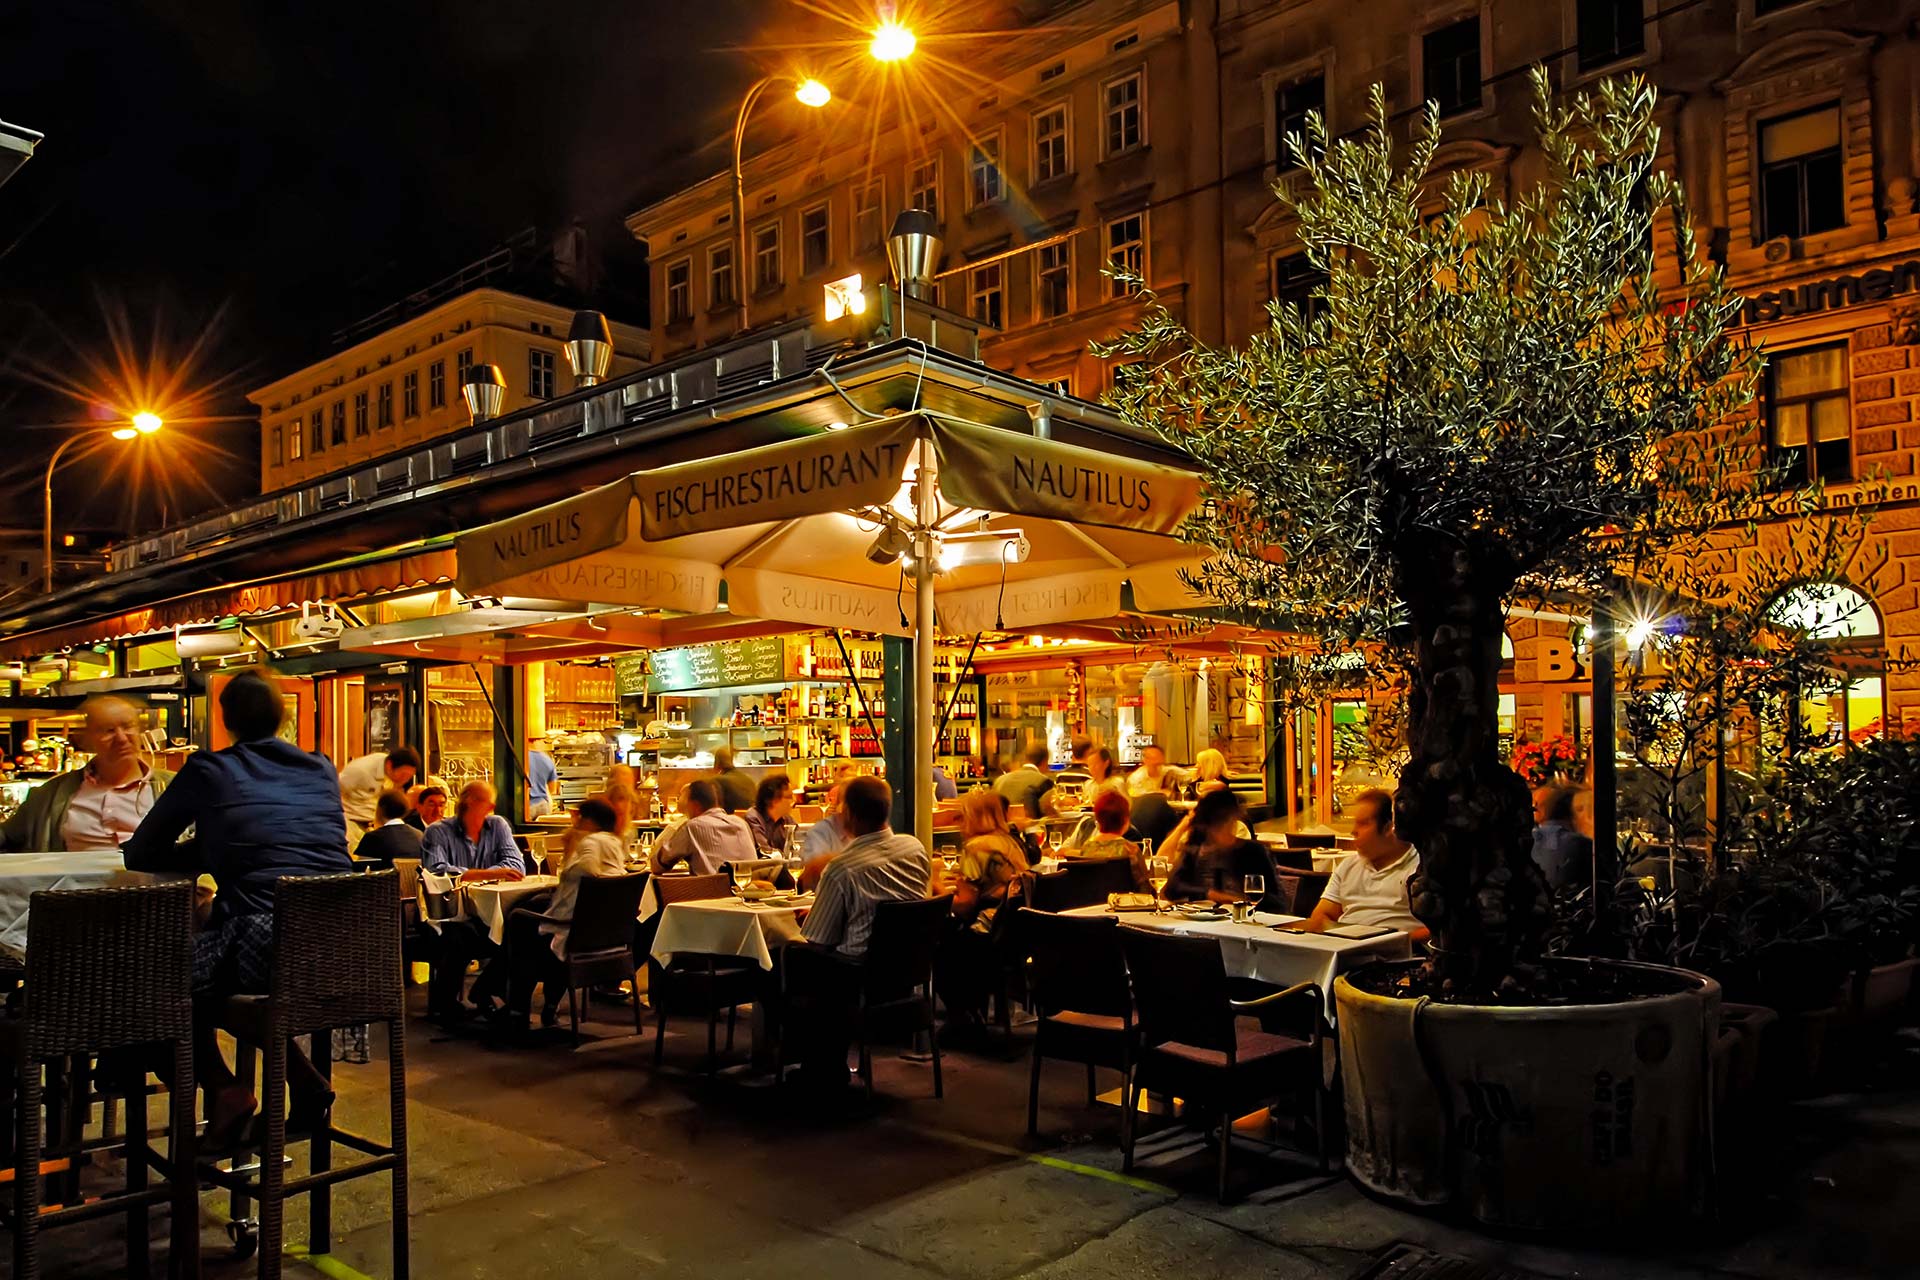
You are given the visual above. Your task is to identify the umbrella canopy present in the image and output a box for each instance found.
[454,415,1206,841]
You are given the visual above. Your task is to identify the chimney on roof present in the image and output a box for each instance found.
[563,310,613,388]
[461,363,506,424]
[886,209,942,301]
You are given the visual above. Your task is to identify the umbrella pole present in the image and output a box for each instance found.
[914,442,938,850]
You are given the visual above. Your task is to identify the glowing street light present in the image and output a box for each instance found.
[794,78,832,109]
[732,74,833,333]
[45,414,162,591]
[869,20,917,63]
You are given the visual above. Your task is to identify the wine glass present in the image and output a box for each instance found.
[1242,873,1265,917]
[1149,856,1171,912]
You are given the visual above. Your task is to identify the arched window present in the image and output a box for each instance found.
[1765,582,1880,640]
[1765,582,1885,747]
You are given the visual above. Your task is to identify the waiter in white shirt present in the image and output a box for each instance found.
[1300,787,1429,941]
[337,746,422,837]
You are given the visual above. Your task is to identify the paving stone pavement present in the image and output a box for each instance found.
[25,991,1920,1279]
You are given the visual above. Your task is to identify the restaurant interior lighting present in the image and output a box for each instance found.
[869,20,916,62]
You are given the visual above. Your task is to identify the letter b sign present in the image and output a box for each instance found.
[1538,639,1582,682]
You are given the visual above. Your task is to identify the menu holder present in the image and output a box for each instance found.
[1325,922,1394,940]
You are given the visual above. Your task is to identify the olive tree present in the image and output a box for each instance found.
[1099,71,1768,996]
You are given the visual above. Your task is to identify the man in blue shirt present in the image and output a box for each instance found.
[420,782,525,878]
[526,738,557,819]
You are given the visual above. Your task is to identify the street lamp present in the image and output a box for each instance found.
[44,415,161,592]
[869,20,916,63]
[731,76,833,333]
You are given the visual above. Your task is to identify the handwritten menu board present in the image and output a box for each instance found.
[611,652,651,699]
[646,638,787,693]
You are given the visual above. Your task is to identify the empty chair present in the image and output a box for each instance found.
[1026,869,1076,913]
[1059,857,1136,906]
[3,881,199,1280]
[646,873,758,1073]
[1021,908,1133,1139]
[1118,925,1327,1202]
[1281,832,1338,850]
[549,873,650,1045]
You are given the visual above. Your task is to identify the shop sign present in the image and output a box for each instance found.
[1744,260,1920,325]
[932,421,1202,536]
[458,486,634,590]
[610,653,650,699]
[636,420,916,540]
[1538,639,1585,682]
[490,551,720,614]
[726,569,909,639]
[646,637,787,693]
[939,570,1123,634]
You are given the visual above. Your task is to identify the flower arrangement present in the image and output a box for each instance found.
[1511,734,1582,787]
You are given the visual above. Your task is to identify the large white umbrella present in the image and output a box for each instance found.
[455,415,1205,844]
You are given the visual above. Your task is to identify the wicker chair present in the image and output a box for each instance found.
[1,880,199,1280]
[200,871,409,1279]
[645,873,759,1073]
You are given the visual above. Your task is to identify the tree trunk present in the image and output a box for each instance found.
[1396,548,1552,996]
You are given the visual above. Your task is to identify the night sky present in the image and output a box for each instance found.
[0,0,773,539]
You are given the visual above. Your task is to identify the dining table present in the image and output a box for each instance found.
[649,894,810,972]
[0,850,149,958]
[461,874,561,945]
[1062,903,1411,1021]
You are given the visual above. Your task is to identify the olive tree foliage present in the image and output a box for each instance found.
[1097,70,1773,996]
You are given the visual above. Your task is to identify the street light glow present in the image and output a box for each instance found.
[111,427,138,440]
[794,78,831,108]
[132,410,163,434]
[869,21,916,62]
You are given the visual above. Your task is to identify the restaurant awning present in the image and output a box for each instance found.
[454,417,1207,638]
[0,543,456,663]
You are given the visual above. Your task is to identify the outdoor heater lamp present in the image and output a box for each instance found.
[461,362,507,424]
[886,209,942,301]
[563,310,613,388]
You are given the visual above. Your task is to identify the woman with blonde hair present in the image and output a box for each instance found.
[1188,748,1230,798]
[936,790,1032,1023]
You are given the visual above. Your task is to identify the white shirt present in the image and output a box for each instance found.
[337,753,390,830]
[653,808,756,876]
[60,762,159,851]
[1126,765,1165,797]
[1321,845,1421,932]
[801,828,931,957]
[544,831,628,956]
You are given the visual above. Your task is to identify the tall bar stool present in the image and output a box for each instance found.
[2,880,200,1280]
[200,871,409,1279]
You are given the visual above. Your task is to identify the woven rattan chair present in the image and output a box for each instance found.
[200,871,409,1279]
[2,880,199,1280]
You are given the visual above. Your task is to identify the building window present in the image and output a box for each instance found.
[708,244,736,309]
[1273,74,1325,170]
[970,133,1004,207]
[1423,17,1482,118]
[853,180,884,250]
[353,392,369,437]
[429,360,445,409]
[1040,376,1073,396]
[1033,104,1069,182]
[329,401,346,445]
[1271,252,1327,325]
[402,370,419,419]
[1577,0,1644,71]
[753,222,781,292]
[801,203,831,275]
[1036,240,1071,319]
[1104,72,1144,156]
[456,348,473,388]
[1105,213,1146,297]
[910,157,941,222]
[969,263,1004,328]
[1759,105,1844,242]
[377,381,394,429]
[1766,344,1850,487]
[289,422,303,460]
[310,411,326,454]
[269,424,283,465]
[529,348,556,399]
[666,258,693,323]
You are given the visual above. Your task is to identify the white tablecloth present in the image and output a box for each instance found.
[464,875,560,945]
[0,851,141,955]
[650,896,807,971]
[1065,905,1410,1019]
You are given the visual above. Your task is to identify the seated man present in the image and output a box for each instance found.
[404,783,448,832]
[652,779,755,876]
[354,788,422,869]
[779,776,932,1093]
[1298,788,1428,941]
[419,782,524,1017]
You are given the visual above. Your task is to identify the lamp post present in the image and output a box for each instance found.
[43,413,161,592]
[731,76,832,334]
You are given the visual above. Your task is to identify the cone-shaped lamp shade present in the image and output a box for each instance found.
[461,362,507,423]
[887,209,942,301]
[563,310,614,388]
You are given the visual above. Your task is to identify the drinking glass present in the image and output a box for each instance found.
[1149,856,1171,912]
[1242,873,1265,912]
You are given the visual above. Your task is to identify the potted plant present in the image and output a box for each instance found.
[1096,71,1860,1233]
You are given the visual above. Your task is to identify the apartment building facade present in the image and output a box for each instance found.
[250,287,649,493]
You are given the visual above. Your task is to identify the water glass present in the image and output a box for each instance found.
[1242,873,1265,910]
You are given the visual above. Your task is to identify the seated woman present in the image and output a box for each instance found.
[470,798,627,1029]
[1064,788,1149,890]
[936,790,1031,1022]
[1186,748,1231,799]
[744,772,796,852]
[122,670,354,1146]
[1163,789,1277,908]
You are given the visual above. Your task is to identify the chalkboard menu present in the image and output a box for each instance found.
[610,652,651,699]
[646,638,787,693]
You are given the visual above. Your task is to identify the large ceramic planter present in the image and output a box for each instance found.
[1335,959,1720,1235]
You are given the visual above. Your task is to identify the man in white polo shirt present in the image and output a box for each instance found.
[1302,788,1427,941]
